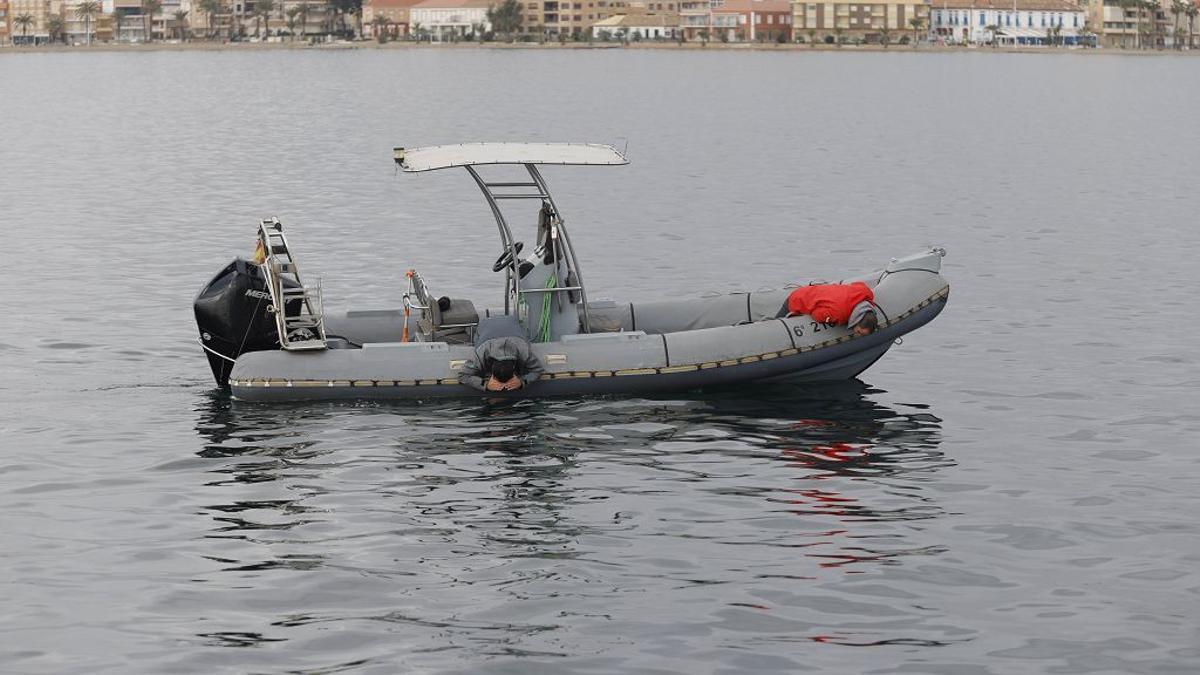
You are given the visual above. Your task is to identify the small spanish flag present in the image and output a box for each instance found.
[252,237,267,264]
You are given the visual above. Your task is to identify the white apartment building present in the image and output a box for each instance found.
[929,0,1088,45]
[409,0,491,39]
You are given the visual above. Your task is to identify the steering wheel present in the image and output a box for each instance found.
[492,241,524,273]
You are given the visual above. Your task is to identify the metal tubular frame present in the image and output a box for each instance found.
[465,166,521,315]
[526,165,591,332]
[257,219,327,351]
[463,163,592,333]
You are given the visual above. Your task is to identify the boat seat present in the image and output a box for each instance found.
[409,271,479,344]
[422,297,479,345]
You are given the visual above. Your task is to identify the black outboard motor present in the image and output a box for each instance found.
[194,259,299,388]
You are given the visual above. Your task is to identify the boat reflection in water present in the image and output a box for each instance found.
[186,383,950,658]
[772,395,949,573]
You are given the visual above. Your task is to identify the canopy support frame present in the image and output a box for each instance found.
[464,163,592,334]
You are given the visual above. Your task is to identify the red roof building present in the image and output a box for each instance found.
[712,0,791,41]
[364,0,428,37]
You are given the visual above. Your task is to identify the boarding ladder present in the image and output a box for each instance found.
[257,218,327,351]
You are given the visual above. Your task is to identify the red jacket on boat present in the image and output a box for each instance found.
[785,282,875,325]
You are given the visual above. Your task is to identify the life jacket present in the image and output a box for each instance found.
[785,282,875,325]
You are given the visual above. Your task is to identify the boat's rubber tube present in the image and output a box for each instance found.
[228,249,949,401]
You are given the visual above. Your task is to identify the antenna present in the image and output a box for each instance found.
[613,137,629,159]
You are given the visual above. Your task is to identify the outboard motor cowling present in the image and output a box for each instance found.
[194,258,298,388]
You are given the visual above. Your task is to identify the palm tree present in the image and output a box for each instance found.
[322,0,336,35]
[47,13,66,43]
[286,6,301,39]
[173,9,188,40]
[833,25,843,46]
[14,13,33,41]
[198,0,222,38]
[1170,0,1187,47]
[1147,0,1161,48]
[370,12,388,41]
[1080,19,1097,47]
[142,0,162,41]
[1139,0,1151,48]
[486,0,521,41]
[297,1,310,38]
[1187,4,1197,48]
[878,25,891,47]
[233,0,243,38]
[255,0,274,37]
[985,23,999,46]
[1119,0,1138,47]
[75,0,100,45]
[807,27,816,46]
[1144,0,1161,48]
[324,0,355,37]
[908,16,924,47]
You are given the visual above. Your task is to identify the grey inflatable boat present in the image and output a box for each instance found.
[194,143,949,402]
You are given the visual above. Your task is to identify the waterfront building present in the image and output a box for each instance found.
[716,0,791,40]
[929,0,1086,45]
[790,0,928,43]
[277,1,332,38]
[1,0,10,44]
[589,9,679,37]
[678,0,709,37]
[1085,0,1177,48]
[111,0,150,41]
[520,0,639,38]
[409,0,491,39]
[179,0,320,40]
[364,0,424,37]
[164,0,190,39]
[56,0,112,42]
[9,0,51,44]
[680,0,791,41]
[185,0,232,37]
[231,0,281,39]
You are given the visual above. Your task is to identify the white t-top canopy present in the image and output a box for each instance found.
[395,142,628,172]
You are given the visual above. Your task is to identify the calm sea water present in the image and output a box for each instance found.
[2,48,1199,674]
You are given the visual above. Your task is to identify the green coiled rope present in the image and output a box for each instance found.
[536,272,557,342]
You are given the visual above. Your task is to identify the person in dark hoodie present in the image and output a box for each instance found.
[459,316,544,392]
[782,281,880,336]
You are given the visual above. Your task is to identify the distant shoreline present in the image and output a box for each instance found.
[2,39,1195,56]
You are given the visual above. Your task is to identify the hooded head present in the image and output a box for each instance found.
[848,301,878,335]
[490,359,518,384]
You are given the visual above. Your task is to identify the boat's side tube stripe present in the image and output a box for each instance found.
[660,333,671,367]
[777,318,796,350]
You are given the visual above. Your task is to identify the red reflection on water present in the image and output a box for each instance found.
[792,419,838,428]
[776,431,884,572]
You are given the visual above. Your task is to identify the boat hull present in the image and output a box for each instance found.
[226,248,949,402]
